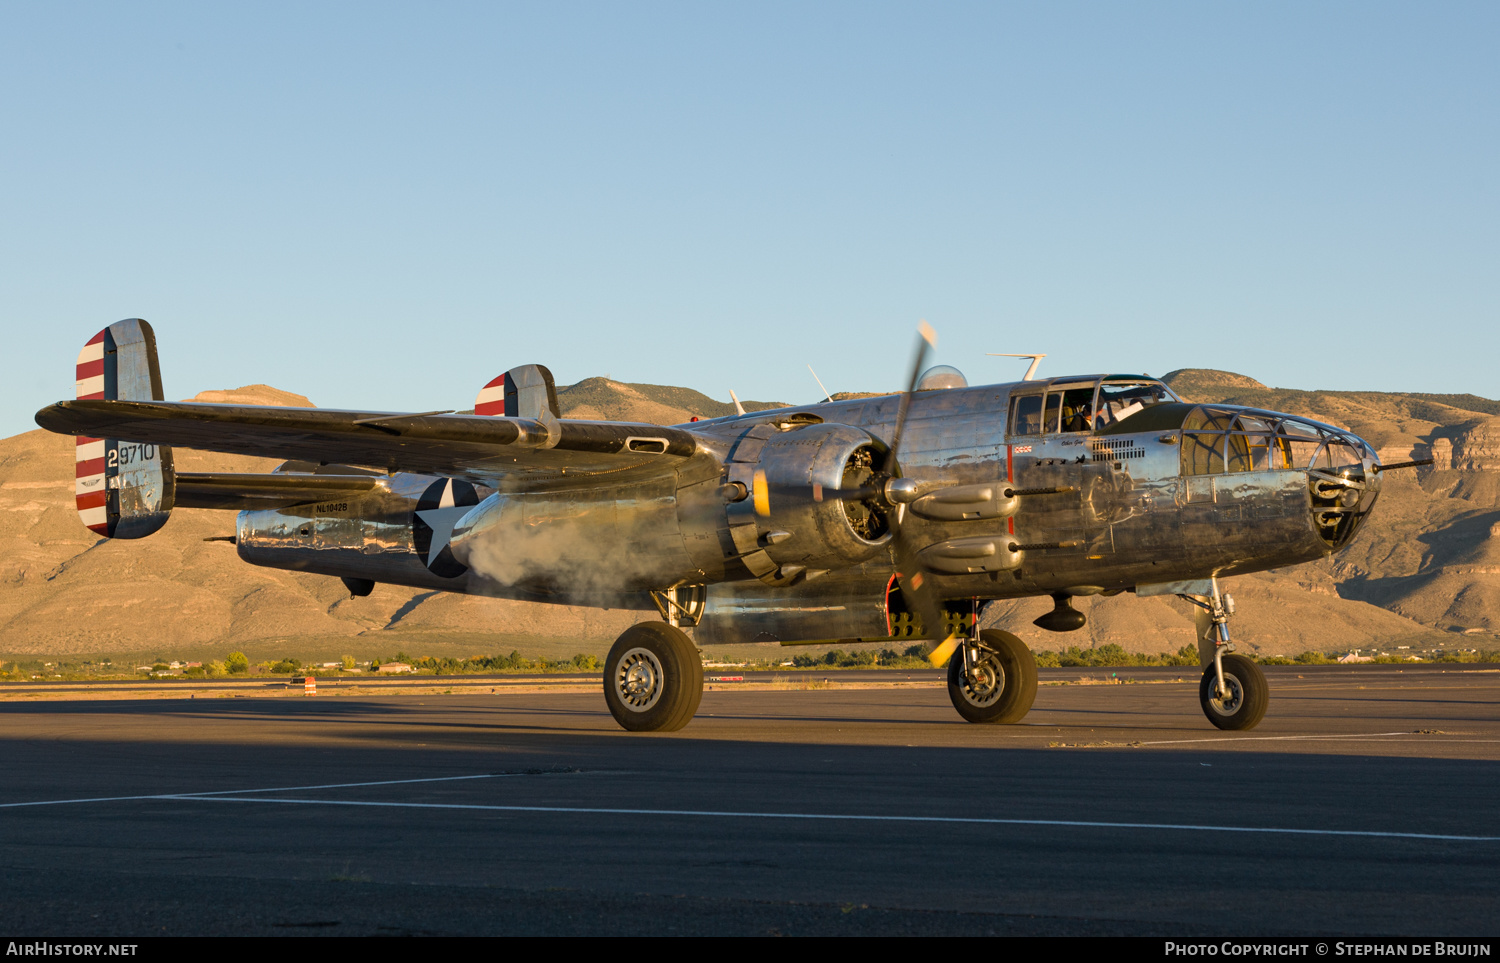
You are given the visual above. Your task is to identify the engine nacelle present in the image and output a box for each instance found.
[726,423,892,577]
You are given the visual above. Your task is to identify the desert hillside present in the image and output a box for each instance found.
[553,378,786,423]
[2,372,1494,663]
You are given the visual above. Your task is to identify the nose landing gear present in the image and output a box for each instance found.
[1181,579,1268,730]
[1199,654,1268,730]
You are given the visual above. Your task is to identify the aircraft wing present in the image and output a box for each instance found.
[36,399,702,482]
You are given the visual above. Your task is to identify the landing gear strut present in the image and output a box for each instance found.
[946,628,1038,724]
[1181,579,1268,730]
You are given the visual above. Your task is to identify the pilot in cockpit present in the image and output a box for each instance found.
[1062,400,1092,433]
[1054,385,1096,433]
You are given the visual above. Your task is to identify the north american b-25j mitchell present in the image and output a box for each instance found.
[37,319,1422,732]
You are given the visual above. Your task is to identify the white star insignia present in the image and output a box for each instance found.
[415,479,472,566]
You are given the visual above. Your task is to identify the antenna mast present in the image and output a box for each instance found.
[987,353,1047,381]
[807,364,834,403]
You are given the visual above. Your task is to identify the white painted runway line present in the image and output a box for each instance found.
[5,767,1496,842]
[0,770,577,810]
[180,796,1499,841]
[4,770,1493,842]
[1137,730,1426,746]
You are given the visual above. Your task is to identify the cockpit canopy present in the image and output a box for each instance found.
[1008,376,1177,436]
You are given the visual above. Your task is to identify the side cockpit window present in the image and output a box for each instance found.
[1042,393,1062,432]
[1010,378,1176,437]
[1010,383,1099,436]
[1056,385,1096,432]
[1010,394,1044,436]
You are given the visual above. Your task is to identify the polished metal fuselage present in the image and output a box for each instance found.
[236,377,1379,642]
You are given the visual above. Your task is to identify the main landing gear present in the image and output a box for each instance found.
[946,628,1038,724]
[1183,580,1268,730]
[603,622,704,732]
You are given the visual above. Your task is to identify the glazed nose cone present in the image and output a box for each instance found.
[1308,431,1380,551]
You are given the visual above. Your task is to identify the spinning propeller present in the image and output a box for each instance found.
[884,323,965,667]
[756,320,963,666]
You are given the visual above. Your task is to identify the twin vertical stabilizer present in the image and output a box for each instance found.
[74,319,175,538]
[474,364,560,419]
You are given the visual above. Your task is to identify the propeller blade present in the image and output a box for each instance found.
[882,321,957,654]
[883,320,937,474]
[891,514,958,651]
[757,321,959,656]
[928,634,962,668]
[752,469,771,517]
[766,321,937,517]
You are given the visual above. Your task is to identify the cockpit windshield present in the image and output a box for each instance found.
[1008,377,1177,437]
[1094,382,1176,430]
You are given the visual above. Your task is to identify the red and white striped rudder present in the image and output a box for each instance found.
[72,320,175,539]
[474,373,508,416]
[473,365,560,420]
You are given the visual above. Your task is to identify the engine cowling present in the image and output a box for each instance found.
[723,422,892,579]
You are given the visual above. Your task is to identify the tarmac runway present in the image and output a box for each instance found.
[1,665,1497,936]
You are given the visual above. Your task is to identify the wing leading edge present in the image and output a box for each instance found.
[36,400,702,482]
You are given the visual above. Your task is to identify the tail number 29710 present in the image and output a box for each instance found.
[108,443,158,469]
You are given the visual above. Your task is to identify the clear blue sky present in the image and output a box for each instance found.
[3,2,1496,437]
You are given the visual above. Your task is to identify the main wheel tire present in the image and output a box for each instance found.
[1199,654,1268,731]
[603,622,703,732]
[946,629,1038,724]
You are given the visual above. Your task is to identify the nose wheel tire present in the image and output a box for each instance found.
[1199,653,1268,730]
[603,622,703,732]
[946,629,1038,724]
